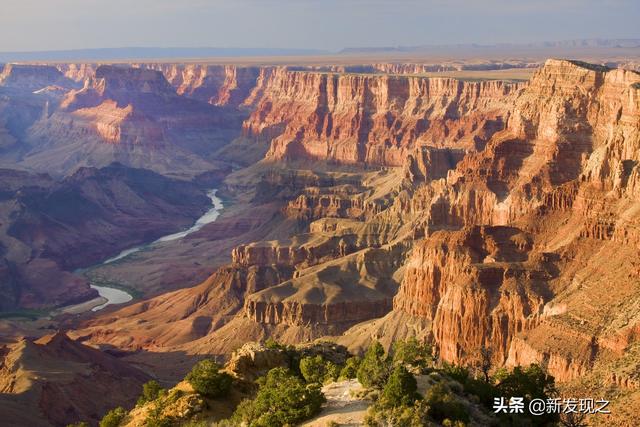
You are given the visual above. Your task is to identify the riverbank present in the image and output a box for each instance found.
[64,188,224,313]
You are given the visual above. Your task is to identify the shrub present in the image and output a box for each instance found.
[230,367,325,426]
[339,356,361,380]
[144,400,173,427]
[357,341,390,389]
[424,383,469,424]
[325,361,341,383]
[137,380,164,406]
[365,399,431,427]
[493,364,558,424]
[264,338,281,349]
[300,355,327,384]
[381,365,419,407]
[99,407,127,427]
[392,338,432,371]
[186,359,233,398]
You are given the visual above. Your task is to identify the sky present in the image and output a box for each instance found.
[0,0,639,52]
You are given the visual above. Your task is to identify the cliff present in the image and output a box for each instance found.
[390,59,640,384]
[22,64,236,176]
[144,64,262,107]
[242,67,522,165]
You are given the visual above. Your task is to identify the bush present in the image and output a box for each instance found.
[137,380,164,406]
[186,359,233,398]
[325,361,341,383]
[264,338,283,349]
[365,399,431,427]
[392,338,432,371]
[424,383,469,424]
[381,365,419,407]
[300,355,328,384]
[339,356,361,380]
[230,367,325,426]
[99,407,127,427]
[493,364,558,424]
[357,341,390,389]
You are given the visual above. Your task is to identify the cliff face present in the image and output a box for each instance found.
[394,226,551,364]
[391,59,640,382]
[145,64,262,107]
[242,68,521,165]
[21,64,237,176]
[36,59,640,403]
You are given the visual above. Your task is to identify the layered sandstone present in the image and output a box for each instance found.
[144,64,262,107]
[243,67,522,165]
[22,64,234,176]
[390,60,640,384]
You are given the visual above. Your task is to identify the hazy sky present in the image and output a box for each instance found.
[1,0,638,52]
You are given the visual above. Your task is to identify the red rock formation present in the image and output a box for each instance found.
[390,60,640,383]
[242,67,521,165]
[145,64,261,107]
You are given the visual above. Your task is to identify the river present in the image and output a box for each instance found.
[88,189,223,311]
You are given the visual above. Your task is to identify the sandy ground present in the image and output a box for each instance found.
[302,379,371,427]
[57,296,107,315]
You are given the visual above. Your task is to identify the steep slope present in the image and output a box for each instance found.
[0,164,212,311]
[40,61,640,427]
[0,332,149,427]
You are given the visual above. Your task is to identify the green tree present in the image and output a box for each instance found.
[381,365,419,407]
[494,363,558,424]
[99,407,127,427]
[186,359,233,398]
[339,356,362,380]
[137,380,164,406]
[299,355,327,384]
[392,338,432,371]
[357,341,390,389]
[230,367,325,426]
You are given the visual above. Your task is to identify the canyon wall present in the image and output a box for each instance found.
[391,59,640,382]
[242,68,523,165]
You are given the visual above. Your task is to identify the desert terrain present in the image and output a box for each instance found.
[0,43,639,425]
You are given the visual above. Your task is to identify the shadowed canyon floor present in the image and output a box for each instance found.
[1,55,640,426]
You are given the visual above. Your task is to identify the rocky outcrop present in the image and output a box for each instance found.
[22,64,237,176]
[394,226,551,364]
[390,60,640,383]
[243,244,404,330]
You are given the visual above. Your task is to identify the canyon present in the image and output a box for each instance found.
[0,56,639,425]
